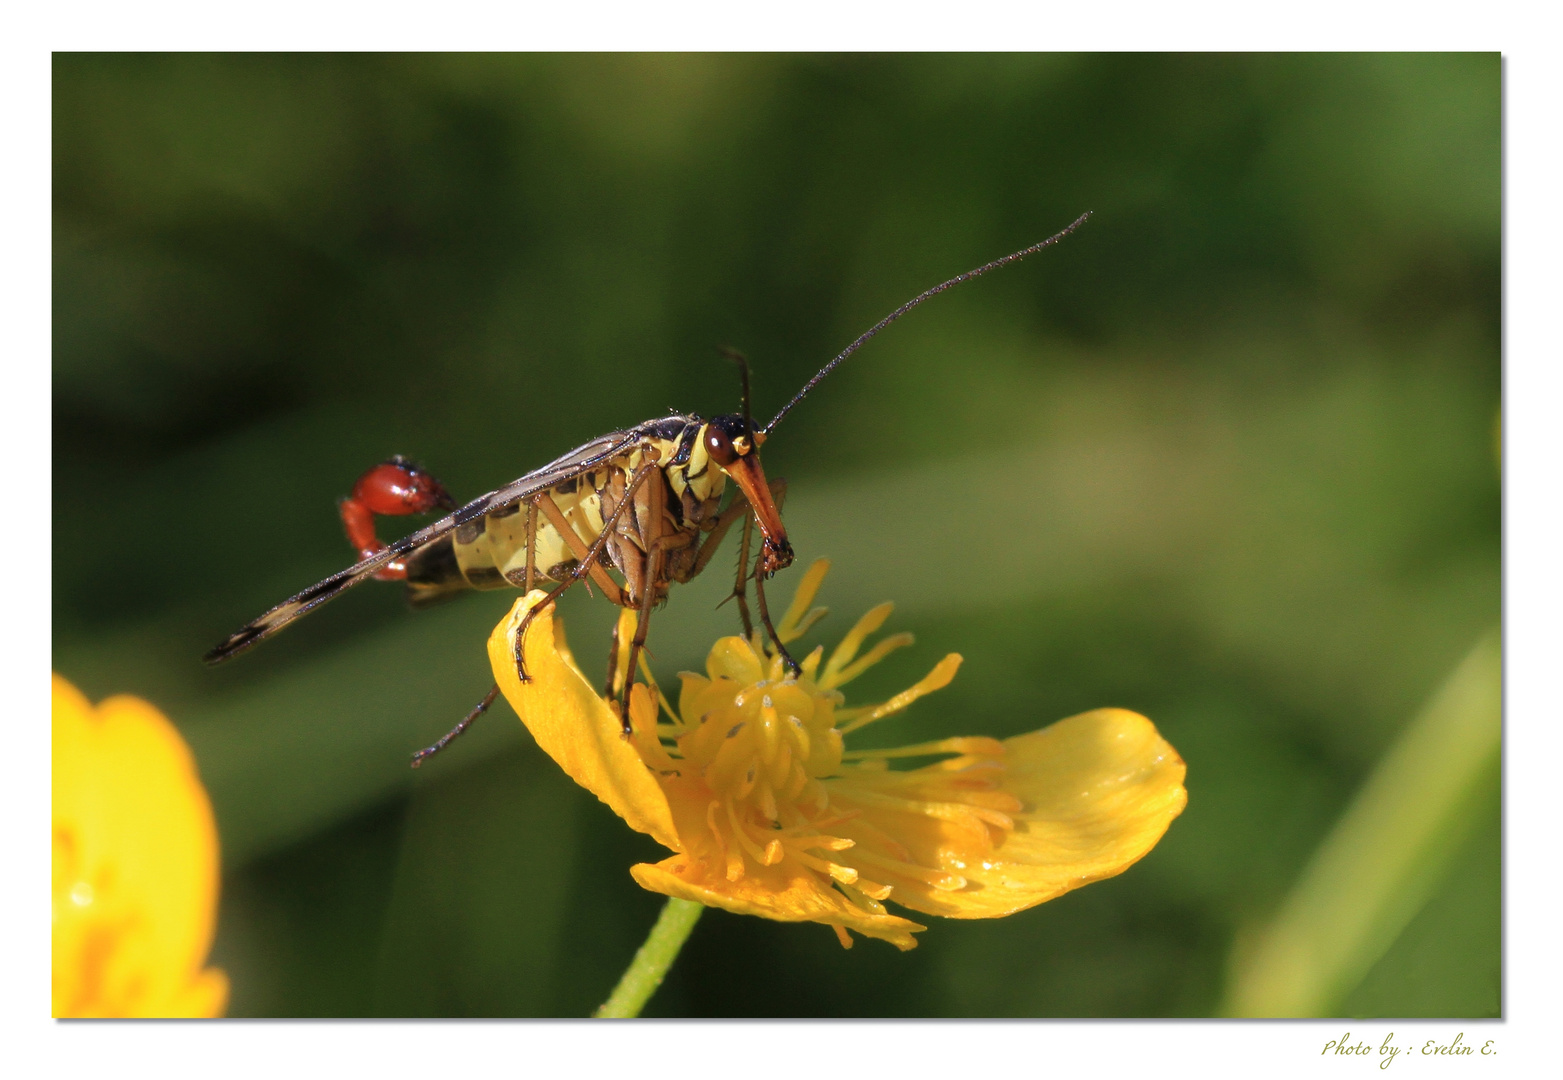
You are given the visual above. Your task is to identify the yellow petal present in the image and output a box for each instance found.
[52,675,226,1017]
[631,854,926,951]
[859,709,1185,919]
[156,967,231,1019]
[488,593,680,851]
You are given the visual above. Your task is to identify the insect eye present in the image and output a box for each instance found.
[705,424,737,467]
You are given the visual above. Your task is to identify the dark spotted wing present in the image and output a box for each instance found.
[203,427,648,664]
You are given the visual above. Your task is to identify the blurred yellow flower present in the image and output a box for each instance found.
[490,560,1187,949]
[52,675,229,1017]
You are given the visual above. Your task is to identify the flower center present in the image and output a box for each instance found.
[605,559,1034,944]
[667,648,845,828]
[630,629,1012,923]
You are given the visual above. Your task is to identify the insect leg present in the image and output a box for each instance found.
[730,516,755,638]
[524,501,538,592]
[751,550,801,676]
[618,597,657,736]
[689,485,765,578]
[535,493,626,606]
[692,481,778,575]
[339,457,456,581]
[702,477,786,636]
[409,684,500,768]
[512,461,659,682]
[615,463,678,733]
[603,615,624,701]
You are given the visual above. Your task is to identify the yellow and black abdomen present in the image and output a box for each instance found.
[404,471,609,606]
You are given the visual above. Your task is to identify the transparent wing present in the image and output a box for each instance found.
[204,429,641,663]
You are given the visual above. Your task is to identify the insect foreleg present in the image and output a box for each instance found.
[752,549,801,677]
[512,461,660,684]
[701,478,787,638]
[730,516,755,638]
[690,475,787,581]
[409,684,500,769]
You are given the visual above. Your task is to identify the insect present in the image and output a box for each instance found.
[205,212,1092,764]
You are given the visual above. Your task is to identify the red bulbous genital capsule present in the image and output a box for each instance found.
[353,460,452,516]
[340,458,454,577]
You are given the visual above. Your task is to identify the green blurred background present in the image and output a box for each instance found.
[52,54,1499,1017]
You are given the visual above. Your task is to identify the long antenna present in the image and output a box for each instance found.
[762,210,1093,435]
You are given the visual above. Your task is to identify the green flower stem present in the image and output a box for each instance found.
[593,898,705,1018]
[1223,628,1501,1017]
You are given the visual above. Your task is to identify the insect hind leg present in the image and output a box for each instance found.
[510,460,659,684]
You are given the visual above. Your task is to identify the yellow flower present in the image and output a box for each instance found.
[52,675,229,1017]
[489,560,1186,950]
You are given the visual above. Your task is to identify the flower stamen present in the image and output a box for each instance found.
[705,800,746,882]
[779,832,855,854]
[842,848,969,892]
[794,850,859,884]
[755,779,779,822]
[821,602,895,686]
[839,736,1006,761]
[825,632,915,690]
[775,558,832,642]
[826,814,913,863]
[725,798,777,868]
[831,787,1017,832]
[836,654,964,734]
[836,878,893,911]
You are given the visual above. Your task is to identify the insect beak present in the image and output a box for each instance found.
[724,453,794,575]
